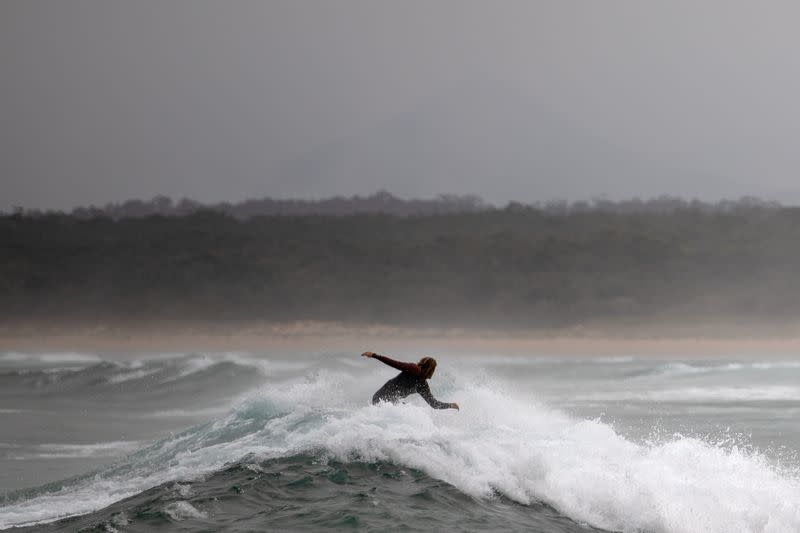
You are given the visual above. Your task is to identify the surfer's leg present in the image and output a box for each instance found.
[371,381,397,404]
[372,387,389,404]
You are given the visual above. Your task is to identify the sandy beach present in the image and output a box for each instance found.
[2,320,800,358]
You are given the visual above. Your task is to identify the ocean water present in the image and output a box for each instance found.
[1,350,800,532]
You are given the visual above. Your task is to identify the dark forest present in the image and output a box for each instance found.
[3,200,800,332]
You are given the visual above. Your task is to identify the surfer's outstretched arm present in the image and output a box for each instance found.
[417,381,459,410]
[362,351,424,377]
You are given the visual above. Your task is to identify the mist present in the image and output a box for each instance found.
[4,1,800,210]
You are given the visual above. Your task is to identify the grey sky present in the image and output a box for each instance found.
[3,1,800,210]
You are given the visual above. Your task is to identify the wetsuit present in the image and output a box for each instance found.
[370,354,451,409]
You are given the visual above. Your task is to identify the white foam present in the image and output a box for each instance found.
[0,353,29,362]
[650,362,719,377]
[157,352,288,382]
[109,511,129,527]
[591,355,637,364]
[579,386,800,403]
[210,352,311,376]
[163,501,206,521]
[471,355,636,366]
[10,441,143,460]
[752,362,800,370]
[106,367,162,384]
[161,355,218,382]
[2,371,800,532]
[645,361,800,379]
[170,482,193,498]
[0,352,101,364]
[263,381,800,533]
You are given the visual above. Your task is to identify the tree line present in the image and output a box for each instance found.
[3,204,800,330]
[8,192,781,220]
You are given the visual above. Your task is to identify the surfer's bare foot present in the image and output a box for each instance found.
[361,351,375,358]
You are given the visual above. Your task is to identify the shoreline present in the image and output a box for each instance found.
[2,321,800,358]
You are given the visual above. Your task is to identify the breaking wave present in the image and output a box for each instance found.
[2,369,800,532]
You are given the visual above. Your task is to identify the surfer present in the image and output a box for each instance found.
[362,351,459,410]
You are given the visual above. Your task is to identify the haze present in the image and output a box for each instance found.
[3,1,800,211]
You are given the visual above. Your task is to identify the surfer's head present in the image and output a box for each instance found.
[418,357,437,379]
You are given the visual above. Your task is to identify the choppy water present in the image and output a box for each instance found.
[1,350,800,532]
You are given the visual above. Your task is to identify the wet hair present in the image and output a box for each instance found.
[418,357,437,379]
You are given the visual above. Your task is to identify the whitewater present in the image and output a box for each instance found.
[1,351,800,532]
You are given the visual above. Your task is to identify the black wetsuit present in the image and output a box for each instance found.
[370,354,451,409]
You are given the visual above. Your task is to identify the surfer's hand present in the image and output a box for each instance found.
[450,402,459,411]
[361,351,375,358]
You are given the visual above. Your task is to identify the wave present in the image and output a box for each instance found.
[0,353,283,394]
[5,442,143,461]
[477,355,636,366]
[12,454,602,533]
[2,371,799,532]
[0,352,103,364]
[138,407,230,420]
[578,386,800,403]
[631,361,800,379]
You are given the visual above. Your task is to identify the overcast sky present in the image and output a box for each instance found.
[3,1,800,210]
